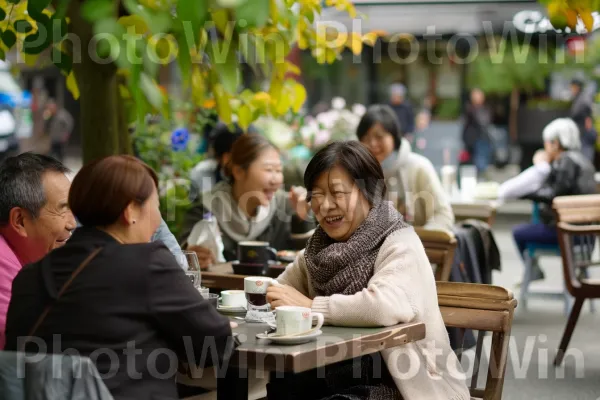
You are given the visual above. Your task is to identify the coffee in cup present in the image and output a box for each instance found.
[275,306,324,336]
[238,241,277,265]
[220,290,246,308]
[244,276,278,310]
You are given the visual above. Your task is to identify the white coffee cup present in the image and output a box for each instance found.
[275,306,324,336]
[220,290,246,308]
[244,276,278,294]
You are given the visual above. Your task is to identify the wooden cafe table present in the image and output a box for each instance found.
[216,320,426,400]
[201,262,288,291]
[201,263,247,291]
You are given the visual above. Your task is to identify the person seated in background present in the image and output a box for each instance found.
[498,118,581,203]
[4,155,234,400]
[180,134,313,268]
[0,153,76,350]
[512,117,596,281]
[190,122,243,193]
[266,141,469,400]
[356,104,454,231]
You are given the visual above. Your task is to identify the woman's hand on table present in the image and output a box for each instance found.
[266,284,313,309]
[289,186,310,221]
[187,245,215,269]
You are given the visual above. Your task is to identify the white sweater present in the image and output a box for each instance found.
[384,139,455,232]
[277,228,470,400]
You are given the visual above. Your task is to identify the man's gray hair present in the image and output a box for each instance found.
[542,118,581,151]
[0,153,70,225]
[389,83,406,98]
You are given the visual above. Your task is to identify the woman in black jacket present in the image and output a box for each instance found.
[4,155,234,400]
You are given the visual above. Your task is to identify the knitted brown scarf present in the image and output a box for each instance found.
[305,201,409,297]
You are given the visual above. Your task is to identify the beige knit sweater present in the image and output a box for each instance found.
[277,228,470,400]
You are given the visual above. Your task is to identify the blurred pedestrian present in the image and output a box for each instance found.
[388,83,415,135]
[462,88,492,177]
[569,78,592,138]
[44,99,73,162]
[581,115,597,163]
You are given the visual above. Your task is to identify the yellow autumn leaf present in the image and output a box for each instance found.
[362,32,380,46]
[23,53,39,67]
[211,9,230,35]
[326,48,338,63]
[291,83,307,113]
[348,32,362,55]
[253,91,271,103]
[274,92,290,115]
[66,71,79,100]
[191,67,205,104]
[214,83,232,124]
[237,104,252,131]
[148,35,176,63]
[118,15,150,35]
[580,10,594,32]
[285,61,301,76]
[298,33,309,50]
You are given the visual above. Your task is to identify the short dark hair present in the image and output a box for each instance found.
[211,123,243,159]
[304,141,386,206]
[356,104,402,150]
[69,155,158,227]
[0,153,70,225]
[571,78,584,88]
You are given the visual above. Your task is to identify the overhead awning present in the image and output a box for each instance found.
[318,0,546,36]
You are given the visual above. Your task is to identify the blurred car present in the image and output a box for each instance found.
[0,60,31,160]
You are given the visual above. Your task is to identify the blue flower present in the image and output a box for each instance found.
[171,127,190,151]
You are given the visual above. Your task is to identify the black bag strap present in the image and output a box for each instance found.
[19,247,103,351]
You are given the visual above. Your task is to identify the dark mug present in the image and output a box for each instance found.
[238,241,277,265]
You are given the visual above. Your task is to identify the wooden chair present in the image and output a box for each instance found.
[451,202,497,227]
[437,282,518,400]
[415,227,457,281]
[552,194,600,366]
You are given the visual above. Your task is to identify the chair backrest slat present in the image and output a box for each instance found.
[415,227,457,282]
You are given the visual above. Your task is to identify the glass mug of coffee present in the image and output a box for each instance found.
[244,276,279,311]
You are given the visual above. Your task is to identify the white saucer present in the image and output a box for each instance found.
[255,330,322,345]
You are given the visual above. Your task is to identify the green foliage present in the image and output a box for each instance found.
[0,0,371,135]
[434,98,461,120]
[468,41,551,95]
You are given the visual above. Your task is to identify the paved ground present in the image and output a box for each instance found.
[490,216,600,399]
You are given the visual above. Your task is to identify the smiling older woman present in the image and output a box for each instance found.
[266,141,469,400]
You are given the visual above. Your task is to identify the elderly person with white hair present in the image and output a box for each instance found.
[510,117,596,281]
[498,118,581,202]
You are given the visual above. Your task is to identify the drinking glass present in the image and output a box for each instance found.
[459,165,477,201]
[178,251,202,289]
